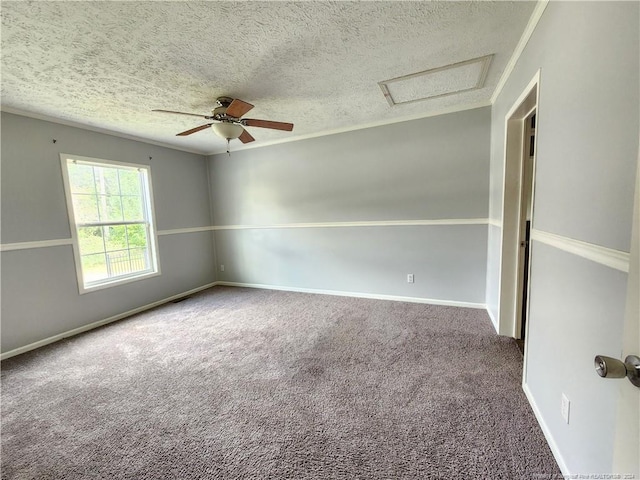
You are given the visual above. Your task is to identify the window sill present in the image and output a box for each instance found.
[78,270,161,295]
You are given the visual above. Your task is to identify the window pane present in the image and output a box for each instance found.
[77,226,104,255]
[81,253,108,283]
[94,167,120,196]
[105,248,149,276]
[72,194,100,223]
[118,169,141,196]
[105,250,133,276]
[122,196,144,222]
[97,195,124,222]
[68,163,96,194]
[126,224,148,249]
[103,225,128,252]
[128,247,150,272]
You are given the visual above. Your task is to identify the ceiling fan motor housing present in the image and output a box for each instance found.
[213,105,229,118]
[216,96,234,108]
[213,97,240,120]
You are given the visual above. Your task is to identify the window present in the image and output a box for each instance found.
[61,154,159,293]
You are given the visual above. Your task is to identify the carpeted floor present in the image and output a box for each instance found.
[1,286,561,479]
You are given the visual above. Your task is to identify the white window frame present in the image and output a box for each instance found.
[60,154,161,294]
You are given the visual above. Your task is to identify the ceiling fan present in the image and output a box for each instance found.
[153,97,294,153]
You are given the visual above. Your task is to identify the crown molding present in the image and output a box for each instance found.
[490,0,549,104]
[205,101,492,156]
[0,107,208,156]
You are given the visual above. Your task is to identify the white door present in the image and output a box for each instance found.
[611,145,640,475]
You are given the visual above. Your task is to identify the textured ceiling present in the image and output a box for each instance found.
[1,1,537,155]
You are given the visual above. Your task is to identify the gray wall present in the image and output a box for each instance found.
[1,113,217,353]
[209,107,490,304]
[487,1,639,473]
[2,106,491,352]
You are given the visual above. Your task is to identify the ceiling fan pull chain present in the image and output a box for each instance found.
[227,138,231,156]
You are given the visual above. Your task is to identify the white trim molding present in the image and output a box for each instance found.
[212,218,489,231]
[522,383,571,477]
[495,69,541,339]
[0,282,218,361]
[0,238,73,252]
[488,219,503,228]
[2,219,489,252]
[490,0,549,104]
[216,281,487,310]
[157,226,215,236]
[531,229,630,273]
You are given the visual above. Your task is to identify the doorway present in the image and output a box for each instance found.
[515,111,536,351]
[497,71,539,345]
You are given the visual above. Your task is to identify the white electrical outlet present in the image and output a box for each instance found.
[407,274,414,283]
[220,265,225,272]
[561,393,570,424]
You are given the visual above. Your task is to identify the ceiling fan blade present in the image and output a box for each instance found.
[153,109,209,118]
[176,124,212,136]
[243,119,294,131]
[225,99,254,118]
[238,128,255,144]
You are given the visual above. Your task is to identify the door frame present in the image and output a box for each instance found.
[515,108,537,343]
[497,70,540,346]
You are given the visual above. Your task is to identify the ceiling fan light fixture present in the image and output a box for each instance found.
[211,122,244,140]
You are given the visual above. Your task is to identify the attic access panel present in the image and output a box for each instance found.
[379,55,493,106]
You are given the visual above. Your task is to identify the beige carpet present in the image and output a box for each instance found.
[1,286,560,479]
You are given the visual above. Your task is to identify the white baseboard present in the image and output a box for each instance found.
[216,281,487,309]
[1,281,486,360]
[522,383,570,476]
[486,307,499,333]
[0,282,218,361]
